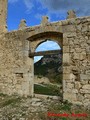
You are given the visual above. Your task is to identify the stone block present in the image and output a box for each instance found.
[63,92,77,102]
[67,83,74,89]
[79,53,86,60]
[69,39,74,45]
[73,101,83,106]
[63,46,69,53]
[63,74,70,80]
[70,73,76,82]
[63,66,71,74]
[72,89,78,93]
[63,53,70,65]
[16,85,21,90]
[80,74,90,80]
[75,48,82,53]
[84,94,90,100]
[81,80,88,85]
[75,82,82,90]
[63,38,69,46]
[80,89,90,94]
[82,85,90,89]
[80,74,87,80]
[77,93,84,102]
[83,99,90,104]
[73,53,79,60]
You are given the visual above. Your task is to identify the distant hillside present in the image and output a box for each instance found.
[34,54,62,84]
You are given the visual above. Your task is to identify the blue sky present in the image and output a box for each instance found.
[8,0,90,62]
[8,0,90,31]
[34,40,60,62]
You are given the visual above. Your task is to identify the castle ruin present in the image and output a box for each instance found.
[0,0,90,107]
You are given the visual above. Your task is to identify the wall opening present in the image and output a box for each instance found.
[33,40,63,98]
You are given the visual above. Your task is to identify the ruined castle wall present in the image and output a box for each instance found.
[0,0,7,33]
[63,16,90,107]
[0,31,33,96]
[0,16,90,106]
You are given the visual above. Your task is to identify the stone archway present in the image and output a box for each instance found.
[27,31,64,96]
[0,11,90,106]
[27,31,63,53]
[26,29,72,102]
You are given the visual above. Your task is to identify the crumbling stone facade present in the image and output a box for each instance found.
[0,0,7,33]
[0,0,90,107]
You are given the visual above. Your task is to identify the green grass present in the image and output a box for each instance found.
[0,93,7,97]
[0,97,21,107]
[34,84,62,96]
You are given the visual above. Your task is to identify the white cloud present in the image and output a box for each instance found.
[9,0,90,17]
[9,0,34,11]
[38,0,90,16]
[23,0,34,11]
[35,41,60,52]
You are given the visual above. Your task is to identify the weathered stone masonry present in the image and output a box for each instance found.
[0,0,90,107]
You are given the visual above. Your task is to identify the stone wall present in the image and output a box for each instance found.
[0,30,34,96]
[62,17,90,107]
[0,0,7,33]
[0,15,90,106]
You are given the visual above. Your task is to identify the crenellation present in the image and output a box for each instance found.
[67,10,76,19]
[19,19,27,30]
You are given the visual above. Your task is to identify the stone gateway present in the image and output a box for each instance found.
[0,0,90,107]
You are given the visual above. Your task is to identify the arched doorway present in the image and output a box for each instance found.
[27,31,63,97]
[34,40,63,97]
